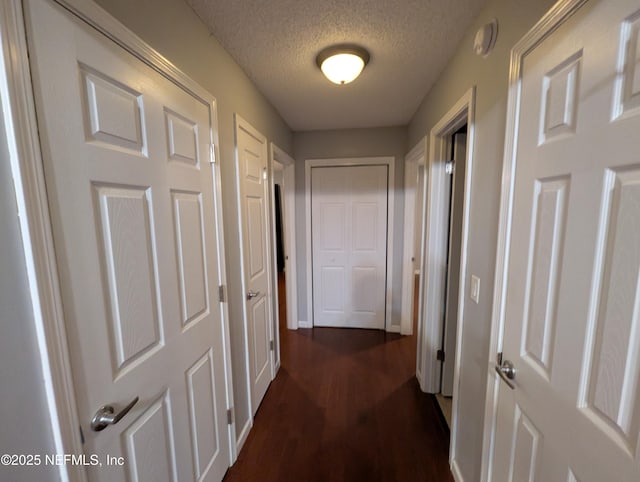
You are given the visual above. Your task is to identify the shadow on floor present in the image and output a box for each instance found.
[225,325,453,482]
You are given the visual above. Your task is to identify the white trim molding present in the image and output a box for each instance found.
[419,88,475,394]
[2,0,238,476]
[298,320,313,329]
[400,137,427,336]
[305,157,396,331]
[415,88,476,475]
[270,143,299,333]
[480,1,588,481]
[0,2,81,480]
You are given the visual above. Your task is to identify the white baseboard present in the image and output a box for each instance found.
[400,321,413,336]
[234,418,252,461]
[451,459,464,482]
[298,320,401,331]
[298,320,312,329]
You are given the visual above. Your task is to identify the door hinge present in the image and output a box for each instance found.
[445,160,455,175]
[270,340,274,351]
[437,349,445,362]
[497,352,503,365]
[227,408,234,425]
[210,143,216,164]
[79,425,85,445]
[263,167,268,180]
[218,285,225,303]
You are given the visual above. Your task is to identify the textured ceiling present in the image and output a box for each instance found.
[185,0,487,131]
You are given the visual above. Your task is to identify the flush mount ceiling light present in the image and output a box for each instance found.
[316,45,370,85]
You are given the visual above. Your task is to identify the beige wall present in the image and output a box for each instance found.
[0,101,58,482]
[407,0,556,479]
[95,0,293,441]
[293,126,408,328]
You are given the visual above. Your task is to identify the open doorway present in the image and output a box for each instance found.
[272,166,287,336]
[268,144,297,369]
[401,138,427,338]
[435,124,467,427]
[416,88,475,475]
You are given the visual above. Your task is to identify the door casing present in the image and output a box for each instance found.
[269,143,297,338]
[304,157,396,331]
[400,137,428,337]
[0,0,237,480]
[418,88,475,481]
[267,157,283,376]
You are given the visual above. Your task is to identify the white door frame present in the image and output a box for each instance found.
[417,88,475,479]
[270,144,298,332]
[267,151,282,376]
[0,0,238,479]
[268,144,297,360]
[400,137,427,336]
[304,157,396,331]
[480,1,587,480]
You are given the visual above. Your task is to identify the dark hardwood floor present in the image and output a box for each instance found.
[224,272,453,482]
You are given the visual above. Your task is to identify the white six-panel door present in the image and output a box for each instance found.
[26,1,230,480]
[492,1,640,480]
[311,165,388,329]
[235,118,273,415]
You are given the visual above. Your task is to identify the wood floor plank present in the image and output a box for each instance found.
[224,273,453,481]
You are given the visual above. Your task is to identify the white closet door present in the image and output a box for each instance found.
[26,1,229,481]
[312,165,388,329]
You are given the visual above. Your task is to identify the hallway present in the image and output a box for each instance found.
[225,290,453,481]
[7,2,631,482]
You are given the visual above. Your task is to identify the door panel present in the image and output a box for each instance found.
[251,298,270,381]
[26,1,229,480]
[95,185,162,374]
[352,267,378,313]
[186,350,221,481]
[122,393,177,482]
[236,121,273,414]
[585,167,640,450]
[492,1,640,481]
[522,177,568,377]
[510,406,542,482]
[247,197,266,277]
[311,165,388,329]
[80,65,145,154]
[321,267,346,313]
[172,192,207,327]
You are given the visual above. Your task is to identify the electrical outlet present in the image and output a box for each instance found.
[470,275,480,304]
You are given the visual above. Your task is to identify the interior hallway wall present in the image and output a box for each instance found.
[293,126,408,329]
[407,0,556,479]
[95,0,293,442]
[0,102,58,481]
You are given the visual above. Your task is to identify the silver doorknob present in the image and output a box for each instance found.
[246,290,260,300]
[495,360,516,390]
[91,396,139,431]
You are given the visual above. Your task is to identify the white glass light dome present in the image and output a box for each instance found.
[316,45,370,85]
